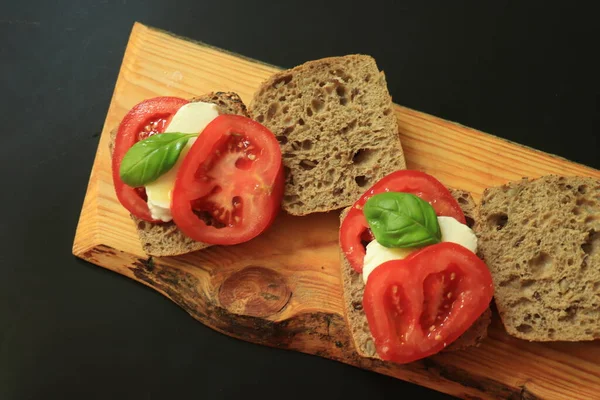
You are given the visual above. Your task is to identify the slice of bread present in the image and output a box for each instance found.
[249,55,406,216]
[109,92,249,257]
[476,175,600,341]
[340,188,492,359]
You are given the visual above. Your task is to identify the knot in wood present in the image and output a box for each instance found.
[218,266,291,318]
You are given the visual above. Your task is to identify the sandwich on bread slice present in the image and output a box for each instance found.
[110,92,284,257]
[341,188,492,359]
[338,169,494,363]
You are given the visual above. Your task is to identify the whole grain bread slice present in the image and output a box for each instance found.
[340,188,492,359]
[476,175,600,341]
[249,55,406,216]
[109,92,249,257]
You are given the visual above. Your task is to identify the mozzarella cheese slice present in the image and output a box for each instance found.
[437,216,478,253]
[362,241,414,284]
[362,216,478,283]
[145,102,219,222]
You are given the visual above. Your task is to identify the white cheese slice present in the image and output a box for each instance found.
[362,216,478,283]
[145,102,219,222]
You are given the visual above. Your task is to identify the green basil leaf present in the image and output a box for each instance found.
[363,192,441,248]
[119,133,196,187]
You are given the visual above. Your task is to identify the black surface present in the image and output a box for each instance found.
[1,1,598,399]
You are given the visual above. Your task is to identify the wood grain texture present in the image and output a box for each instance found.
[72,22,600,400]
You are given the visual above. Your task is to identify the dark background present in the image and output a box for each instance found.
[1,1,598,399]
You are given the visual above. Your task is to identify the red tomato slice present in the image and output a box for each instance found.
[363,242,494,364]
[171,115,284,245]
[340,170,466,273]
[111,96,189,221]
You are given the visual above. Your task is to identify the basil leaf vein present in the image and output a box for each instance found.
[119,133,196,187]
[363,192,441,248]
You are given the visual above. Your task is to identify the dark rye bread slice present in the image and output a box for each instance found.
[109,92,249,257]
[476,175,600,341]
[340,188,492,359]
[249,55,406,216]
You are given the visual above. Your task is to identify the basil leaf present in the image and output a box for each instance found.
[363,192,441,248]
[119,133,196,187]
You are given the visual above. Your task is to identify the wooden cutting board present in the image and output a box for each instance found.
[72,22,600,400]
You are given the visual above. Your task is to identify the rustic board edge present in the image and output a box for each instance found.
[73,239,537,400]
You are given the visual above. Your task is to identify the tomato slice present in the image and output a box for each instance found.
[111,96,189,221]
[340,170,466,273]
[363,242,493,364]
[171,115,284,245]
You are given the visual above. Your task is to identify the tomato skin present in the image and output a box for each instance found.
[111,97,189,221]
[340,170,466,273]
[363,242,494,364]
[171,115,284,245]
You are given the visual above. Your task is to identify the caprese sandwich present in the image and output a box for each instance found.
[339,170,494,364]
[110,92,284,256]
